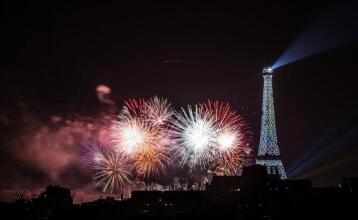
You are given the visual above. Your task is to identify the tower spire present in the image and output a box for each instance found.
[256,66,287,179]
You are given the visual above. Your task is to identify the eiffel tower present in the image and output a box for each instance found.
[256,66,287,179]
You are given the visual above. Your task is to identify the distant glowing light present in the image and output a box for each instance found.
[263,66,274,74]
[216,130,237,151]
[184,119,215,152]
[96,85,111,94]
[122,125,145,151]
[93,152,105,163]
[96,84,114,104]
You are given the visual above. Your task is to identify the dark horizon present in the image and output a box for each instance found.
[1,165,357,220]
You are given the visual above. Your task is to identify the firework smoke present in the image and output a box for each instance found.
[0,85,118,201]
[96,84,115,105]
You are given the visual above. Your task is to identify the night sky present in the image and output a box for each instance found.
[1,1,357,200]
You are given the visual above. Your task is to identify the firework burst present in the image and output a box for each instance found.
[80,138,107,165]
[199,100,244,130]
[216,129,239,152]
[93,150,131,193]
[111,117,158,155]
[199,100,251,174]
[171,105,218,169]
[83,97,251,191]
[122,98,147,119]
[171,101,251,172]
[134,147,169,178]
[111,97,173,177]
[145,96,174,126]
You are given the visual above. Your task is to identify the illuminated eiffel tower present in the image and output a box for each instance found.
[256,66,287,179]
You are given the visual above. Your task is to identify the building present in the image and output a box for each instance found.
[256,66,287,179]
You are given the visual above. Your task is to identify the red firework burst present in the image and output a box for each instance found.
[199,100,252,174]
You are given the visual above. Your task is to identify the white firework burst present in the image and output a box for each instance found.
[171,105,218,169]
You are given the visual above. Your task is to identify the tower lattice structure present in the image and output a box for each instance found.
[256,66,287,179]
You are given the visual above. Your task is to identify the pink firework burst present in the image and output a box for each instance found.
[199,100,252,174]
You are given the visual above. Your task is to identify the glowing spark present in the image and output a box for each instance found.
[111,118,157,155]
[185,119,213,151]
[172,106,217,169]
[121,123,145,151]
[216,130,238,151]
